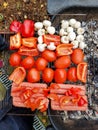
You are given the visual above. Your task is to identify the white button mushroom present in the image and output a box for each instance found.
[69,18,77,27]
[74,21,81,28]
[77,28,85,35]
[79,42,87,49]
[59,28,67,36]
[61,21,69,29]
[38,29,45,36]
[38,36,43,44]
[67,27,74,33]
[34,22,43,30]
[76,35,84,42]
[47,42,56,51]
[61,36,69,43]
[37,43,47,52]
[72,40,79,48]
[43,20,51,27]
[68,32,76,41]
[47,26,55,34]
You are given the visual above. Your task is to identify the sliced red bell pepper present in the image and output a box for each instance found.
[21,20,34,37]
[56,44,73,56]
[78,97,87,106]
[9,67,26,84]
[22,37,37,48]
[10,33,22,50]
[43,34,61,46]
[10,20,22,33]
[18,46,39,56]
[47,93,59,101]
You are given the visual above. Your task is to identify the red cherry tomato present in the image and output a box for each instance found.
[67,67,78,82]
[54,56,71,69]
[21,56,35,69]
[54,69,67,83]
[9,53,22,67]
[42,68,54,83]
[71,48,84,64]
[35,57,48,71]
[41,50,56,62]
[27,68,40,83]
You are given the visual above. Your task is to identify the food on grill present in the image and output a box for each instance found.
[21,20,34,38]
[41,49,57,62]
[9,52,22,67]
[49,83,88,111]
[21,56,35,70]
[71,48,84,64]
[8,18,88,114]
[18,46,39,56]
[11,82,49,112]
[54,69,67,83]
[27,68,40,83]
[10,20,22,33]
[35,57,48,71]
[54,55,71,69]
[77,62,87,83]
[22,37,37,48]
[9,67,26,84]
[51,96,87,111]
[49,83,86,95]
[56,43,73,56]
[10,33,22,50]
[42,68,54,83]
[67,67,77,82]
[43,34,61,46]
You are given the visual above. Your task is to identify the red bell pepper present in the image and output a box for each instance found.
[56,44,73,56]
[9,67,26,84]
[43,34,61,46]
[21,20,34,37]
[10,20,22,33]
[78,97,87,106]
[22,37,37,48]
[18,46,39,56]
[10,33,22,50]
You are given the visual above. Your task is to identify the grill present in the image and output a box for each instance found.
[47,13,98,130]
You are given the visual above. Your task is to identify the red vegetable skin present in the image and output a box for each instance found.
[9,53,22,67]
[9,67,26,84]
[22,37,37,48]
[10,20,22,33]
[18,46,39,56]
[10,33,22,50]
[43,34,60,46]
[54,69,67,83]
[21,56,35,69]
[21,20,34,37]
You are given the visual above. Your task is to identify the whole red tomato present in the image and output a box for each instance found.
[9,53,22,67]
[27,68,40,83]
[54,69,67,83]
[71,48,84,64]
[35,57,48,71]
[21,20,34,37]
[67,67,77,82]
[42,68,54,83]
[21,56,35,69]
[54,56,71,69]
[41,50,56,62]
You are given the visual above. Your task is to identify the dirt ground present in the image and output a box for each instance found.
[0,0,49,32]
